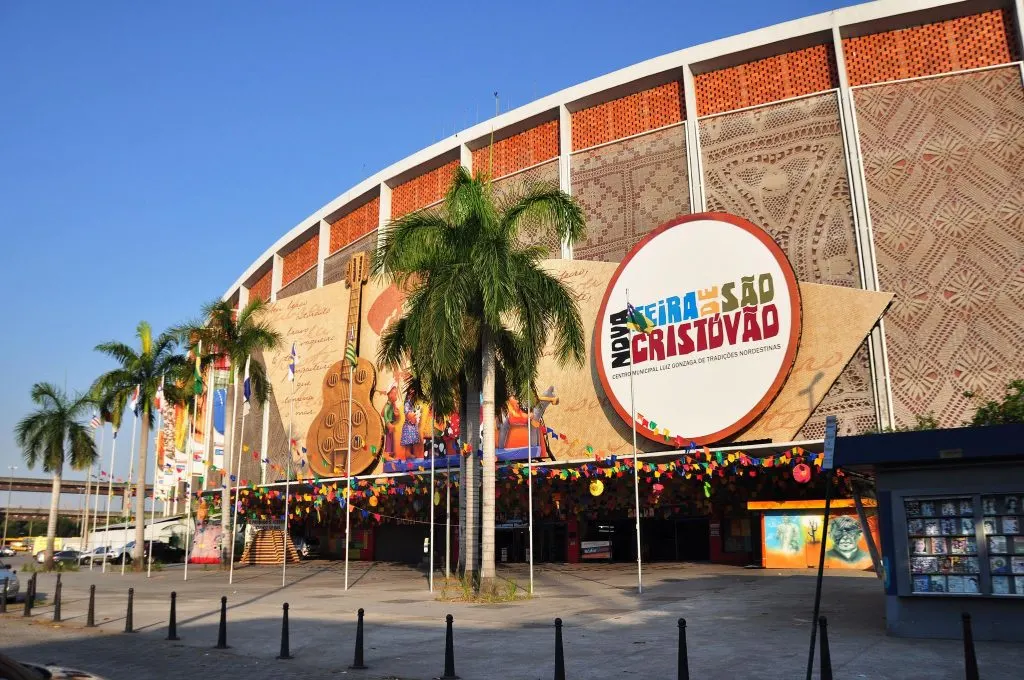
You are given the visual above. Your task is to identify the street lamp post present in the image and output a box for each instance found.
[2,466,17,549]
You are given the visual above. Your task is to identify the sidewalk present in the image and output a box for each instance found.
[2,561,1022,679]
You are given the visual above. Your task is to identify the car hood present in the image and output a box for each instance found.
[22,662,108,679]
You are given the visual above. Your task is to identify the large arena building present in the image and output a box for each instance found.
[168,0,1024,583]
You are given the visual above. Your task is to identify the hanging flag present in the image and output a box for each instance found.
[625,303,655,334]
[345,330,357,368]
[242,355,252,416]
[192,343,203,395]
[288,343,297,382]
[129,385,141,416]
[90,415,101,430]
[154,377,165,411]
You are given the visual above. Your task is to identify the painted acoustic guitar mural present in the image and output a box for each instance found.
[305,252,384,477]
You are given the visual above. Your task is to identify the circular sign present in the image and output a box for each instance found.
[594,213,802,445]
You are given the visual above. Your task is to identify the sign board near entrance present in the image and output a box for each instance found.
[595,213,802,445]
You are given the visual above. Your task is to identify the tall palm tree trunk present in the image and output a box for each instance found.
[460,386,481,578]
[479,331,497,586]
[133,418,149,567]
[44,470,62,570]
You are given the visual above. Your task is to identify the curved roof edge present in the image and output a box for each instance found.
[222,0,973,300]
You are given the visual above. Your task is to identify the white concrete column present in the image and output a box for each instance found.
[316,219,330,288]
[558,104,573,259]
[260,400,270,483]
[460,143,472,172]
[378,182,392,230]
[237,285,249,309]
[270,254,283,303]
[832,24,894,431]
[682,64,706,213]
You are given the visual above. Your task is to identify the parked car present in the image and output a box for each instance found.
[147,541,184,564]
[107,542,136,564]
[52,550,82,566]
[0,651,108,680]
[79,546,113,565]
[0,562,20,600]
[0,545,15,557]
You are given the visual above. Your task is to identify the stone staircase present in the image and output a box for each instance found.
[239,529,300,565]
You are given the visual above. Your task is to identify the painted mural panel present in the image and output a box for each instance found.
[854,66,1024,428]
[699,92,877,437]
[763,510,879,570]
[571,124,690,262]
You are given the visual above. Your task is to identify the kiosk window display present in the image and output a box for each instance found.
[904,493,1023,596]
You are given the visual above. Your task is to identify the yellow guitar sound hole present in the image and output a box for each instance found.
[352,411,364,426]
[353,435,365,449]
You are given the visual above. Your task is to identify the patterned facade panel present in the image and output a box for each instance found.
[843,9,1019,87]
[323,230,378,286]
[249,269,272,302]
[277,266,317,300]
[330,196,380,254]
[471,120,559,180]
[281,235,318,286]
[571,125,689,262]
[854,67,1024,428]
[695,44,838,117]
[390,160,459,219]
[489,159,563,257]
[699,92,877,435]
[571,80,685,151]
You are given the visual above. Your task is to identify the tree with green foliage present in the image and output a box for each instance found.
[372,166,586,587]
[15,383,99,569]
[91,322,190,568]
[968,380,1024,426]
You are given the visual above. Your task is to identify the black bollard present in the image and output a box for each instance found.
[124,587,135,633]
[962,613,979,680]
[440,613,458,680]
[554,617,566,680]
[349,607,367,669]
[215,596,229,649]
[167,592,180,641]
[53,574,62,622]
[86,585,96,627]
[276,602,292,660]
[28,573,37,609]
[1,577,8,614]
[818,616,832,680]
[677,618,689,680]
[22,583,31,617]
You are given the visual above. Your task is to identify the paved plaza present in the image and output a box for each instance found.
[2,559,1022,679]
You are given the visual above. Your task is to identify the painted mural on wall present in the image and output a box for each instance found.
[189,522,223,564]
[762,510,879,570]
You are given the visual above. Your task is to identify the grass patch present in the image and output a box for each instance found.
[435,574,531,603]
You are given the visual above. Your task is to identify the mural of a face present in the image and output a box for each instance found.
[827,516,865,562]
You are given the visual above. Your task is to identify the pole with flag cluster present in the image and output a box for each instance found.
[82,415,101,556]
[121,385,140,575]
[625,294,650,595]
[89,419,104,570]
[283,343,296,587]
[147,378,164,578]
[228,356,251,585]
[184,341,203,582]
[102,422,119,574]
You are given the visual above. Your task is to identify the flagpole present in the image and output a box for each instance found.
[89,424,103,570]
[627,289,643,595]
[527,392,534,595]
[228,357,250,586]
[102,426,118,574]
[430,416,436,593]
[283,346,296,588]
[81,426,98,555]
[344,364,353,591]
[147,400,162,578]
[184,340,202,582]
[445,461,451,580]
[122,406,138,576]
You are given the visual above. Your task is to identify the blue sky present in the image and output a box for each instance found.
[0,0,845,506]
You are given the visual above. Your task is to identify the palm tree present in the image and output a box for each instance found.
[15,383,99,569]
[373,166,586,587]
[92,321,190,567]
[175,298,281,562]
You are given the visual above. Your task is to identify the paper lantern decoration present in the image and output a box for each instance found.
[589,479,604,497]
[434,491,441,506]
[369,495,379,507]
[792,463,811,484]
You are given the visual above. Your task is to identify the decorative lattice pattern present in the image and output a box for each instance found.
[281,235,318,286]
[390,160,460,219]
[571,125,689,262]
[324,230,378,286]
[855,67,1024,428]
[699,92,876,435]
[249,269,272,302]
[571,81,684,151]
[843,9,1019,87]
[277,266,317,300]
[695,44,838,117]
[471,120,559,180]
[490,159,563,256]
[330,196,379,254]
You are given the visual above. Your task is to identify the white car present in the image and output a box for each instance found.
[0,545,15,557]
